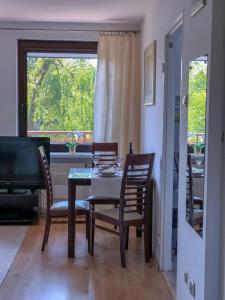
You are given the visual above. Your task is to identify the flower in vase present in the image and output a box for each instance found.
[65,131,82,153]
[195,143,205,154]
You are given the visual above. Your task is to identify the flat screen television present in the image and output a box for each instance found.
[0,136,50,189]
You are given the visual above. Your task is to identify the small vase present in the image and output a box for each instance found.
[68,145,76,154]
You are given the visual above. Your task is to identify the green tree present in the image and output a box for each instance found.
[27,57,96,140]
[188,61,207,134]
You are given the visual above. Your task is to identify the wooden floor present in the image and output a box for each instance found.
[0,221,173,300]
[0,226,28,285]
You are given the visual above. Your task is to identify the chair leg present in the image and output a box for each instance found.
[41,217,51,252]
[45,220,51,244]
[114,203,118,230]
[86,213,90,253]
[144,223,150,263]
[125,227,129,250]
[119,226,126,268]
[90,212,95,256]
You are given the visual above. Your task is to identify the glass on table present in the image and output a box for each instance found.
[196,156,204,166]
[92,155,99,172]
[116,156,122,175]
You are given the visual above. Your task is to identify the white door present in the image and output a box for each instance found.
[161,24,182,271]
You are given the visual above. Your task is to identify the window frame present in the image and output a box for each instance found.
[18,39,98,152]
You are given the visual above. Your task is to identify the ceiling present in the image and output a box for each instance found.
[0,0,150,24]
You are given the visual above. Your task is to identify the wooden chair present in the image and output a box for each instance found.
[90,153,155,268]
[88,142,120,212]
[186,154,203,229]
[91,142,118,167]
[38,146,90,251]
[174,152,179,177]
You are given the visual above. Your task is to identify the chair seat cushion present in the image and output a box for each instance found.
[50,200,89,217]
[88,196,120,201]
[95,207,143,223]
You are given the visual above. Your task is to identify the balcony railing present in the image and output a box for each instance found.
[187,132,205,144]
[28,130,93,144]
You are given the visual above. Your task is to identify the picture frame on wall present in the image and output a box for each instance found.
[191,0,206,16]
[144,40,156,106]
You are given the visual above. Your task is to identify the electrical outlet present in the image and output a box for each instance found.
[184,272,188,285]
[189,280,196,298]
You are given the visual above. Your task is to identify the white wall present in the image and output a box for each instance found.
[141,0,225,299]
[141,0,184,265]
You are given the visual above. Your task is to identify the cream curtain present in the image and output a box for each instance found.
[94,33,140,159]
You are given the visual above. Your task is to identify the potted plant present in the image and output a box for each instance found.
[65,131,84,153]
[195,143,205,154]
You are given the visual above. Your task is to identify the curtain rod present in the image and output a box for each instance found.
[0,27,140,33]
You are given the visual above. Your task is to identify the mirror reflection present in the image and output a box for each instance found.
[186,55,208,237]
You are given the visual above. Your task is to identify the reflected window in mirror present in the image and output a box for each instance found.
[186,55,208,237]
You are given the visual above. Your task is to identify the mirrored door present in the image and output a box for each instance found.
[186,55,208,237]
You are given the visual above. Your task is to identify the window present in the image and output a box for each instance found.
[18,40,98,151]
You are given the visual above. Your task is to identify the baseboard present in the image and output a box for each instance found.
[162,271,176,300]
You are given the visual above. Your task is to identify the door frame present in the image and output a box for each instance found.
[160,16,183,271]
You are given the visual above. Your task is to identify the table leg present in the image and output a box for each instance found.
[68,179,76,258]
[136,228,142,237]
[136,227,142,237]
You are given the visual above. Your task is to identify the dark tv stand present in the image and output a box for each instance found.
[0,189,39,224]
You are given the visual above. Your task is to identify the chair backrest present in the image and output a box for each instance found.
[186,154,194,225]
[76,143,92,153]
[119,153,155,223]
[174,152,179,176]
[92,142,118,167]
[38,146,53,211]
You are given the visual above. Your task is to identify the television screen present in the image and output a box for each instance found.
[0,136,50,189]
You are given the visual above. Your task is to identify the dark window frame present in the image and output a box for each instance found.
[18,39,98,152]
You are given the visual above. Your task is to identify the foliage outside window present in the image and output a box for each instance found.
[27,55,97,144]
[188,60,207,146]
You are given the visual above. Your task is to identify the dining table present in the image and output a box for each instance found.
[67,167,154,259]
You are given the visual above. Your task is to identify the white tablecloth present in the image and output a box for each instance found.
[91,171,122,197]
